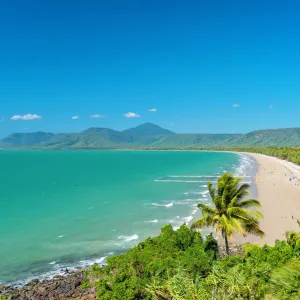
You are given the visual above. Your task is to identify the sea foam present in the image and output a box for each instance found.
[151,202,173,208]
[117,234,139,242]
[235,154,254,177]
[12,252,113,288]
[182,216,193,223]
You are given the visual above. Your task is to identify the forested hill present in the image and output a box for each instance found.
[1,123,300,148]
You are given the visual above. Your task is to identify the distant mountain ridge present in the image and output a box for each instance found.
[1,131,55,146]
[122,123,174,136]
[1,123,300,148]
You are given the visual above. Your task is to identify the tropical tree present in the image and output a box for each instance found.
[191,173,264,255]
[147,265,250,300]
[268,259,300,299]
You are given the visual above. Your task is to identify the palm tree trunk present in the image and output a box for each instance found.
[224,235,229,255]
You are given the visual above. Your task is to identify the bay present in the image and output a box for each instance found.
[0,150,244,284]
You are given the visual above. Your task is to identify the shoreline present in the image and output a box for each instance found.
[3,151,299,298]
[0,151,249,288]
[0,271,96,299]
[0,151,240,292]
[239,152,300,245]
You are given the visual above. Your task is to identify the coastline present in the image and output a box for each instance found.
[236,153,258,199]
[3,150,300,298]
[238,152,300,245]
[0,152,253,281]
[0,151,240,291]
[0,271,95,299]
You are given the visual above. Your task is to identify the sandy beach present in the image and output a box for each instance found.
[240,153,300,245]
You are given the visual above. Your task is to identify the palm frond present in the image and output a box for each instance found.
[211,215,221,227]
[228,195,238,207]
[228,217,247,236]
[197,203,217,216]
[241,219,265,237]
[191,217,210,229]
[234,183,250,200]
[190,173,264,250]
[285,230,300,246]
[228,207,263,220]
[221,183,231,208]
[213,195,223,210]
[217,173,232,197]
[222,175,242,207]
[207,182,215,200]
[218,214,236,237]
[230,177,242,195]
[236,199,261,208]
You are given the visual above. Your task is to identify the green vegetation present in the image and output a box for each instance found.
[82,173,299,299]
[3,123,300,148]
[136,146,300,167]
[85,225,218,299]
[191,173,264,255]
[0,131,55,147]
[214,146,300,166]
[85,223,300,299]
[0,296,11,300]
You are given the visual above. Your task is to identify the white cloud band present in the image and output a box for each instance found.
[10,114,42,121]
[123,112,140,118]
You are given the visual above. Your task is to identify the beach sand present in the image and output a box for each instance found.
[238,153,300,246]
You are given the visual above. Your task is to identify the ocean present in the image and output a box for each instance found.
[0,150,255,285]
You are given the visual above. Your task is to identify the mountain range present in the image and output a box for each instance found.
[1,123,300,148]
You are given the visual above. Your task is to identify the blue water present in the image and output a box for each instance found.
[0,150,250,285]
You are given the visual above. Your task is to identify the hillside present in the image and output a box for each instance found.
[1,132,55,147]
[2,124,300,148]
[122,122,174,136]
[228,128,300,146]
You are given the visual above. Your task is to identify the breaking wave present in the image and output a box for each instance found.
[117,234,139,242]
[151,202,174,208]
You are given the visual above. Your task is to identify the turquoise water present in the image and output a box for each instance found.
[0,150,242,285]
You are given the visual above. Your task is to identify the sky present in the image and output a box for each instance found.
[1,0,300,137]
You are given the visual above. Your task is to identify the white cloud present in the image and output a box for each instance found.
[148,108,157,112]
[123,112,140,118]
[232,104,240,108]
[10,114,42,121]
[269,104,274,109]
[90,114,104,119]
[72,116,79,120]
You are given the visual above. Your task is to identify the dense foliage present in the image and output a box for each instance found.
[85,224,300,299]
[217,146,300,165]
[192,173,264,254]
[85,225,218,299]
[136,146,300,166]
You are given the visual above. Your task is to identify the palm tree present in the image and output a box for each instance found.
[191,173,264,255]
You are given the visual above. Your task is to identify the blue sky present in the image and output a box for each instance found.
[1,0,300,137]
